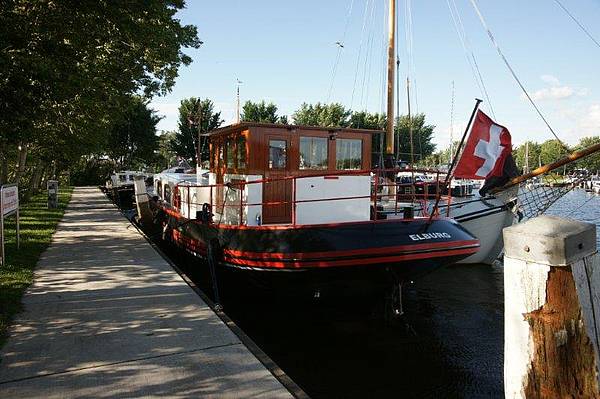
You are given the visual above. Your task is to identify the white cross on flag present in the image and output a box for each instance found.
[453,110,512,179]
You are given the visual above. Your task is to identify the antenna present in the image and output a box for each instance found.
[449,80,455,166]
[236,79,243,123]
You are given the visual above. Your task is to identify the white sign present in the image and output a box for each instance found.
[1,185,18,217]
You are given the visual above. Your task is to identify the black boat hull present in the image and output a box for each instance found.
[152,202,479,283]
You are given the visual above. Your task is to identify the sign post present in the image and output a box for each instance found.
[0,184,19,267]
[47,180,58,208]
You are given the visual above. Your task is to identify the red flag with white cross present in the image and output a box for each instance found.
[453,110,513,179]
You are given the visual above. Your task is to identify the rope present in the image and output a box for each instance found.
[326,0,356,102]
[362,0,378,110]
[554,0,600,50]
[469,0,567,148]
[350,0,372,110]
[446,0,496,119]
[359,0,377,110]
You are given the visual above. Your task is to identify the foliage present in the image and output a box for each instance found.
[513,141,542,172]
[0,0,199,186]
[171,98,224,166]
[105,97,161,170]
[540,139,568,166]
[575,136,600,173]
[395,114,436,163]
[0,187,73,349]
[241,100,281,124]
[155,131,178,171]
[292,103,351,127]
[70,157,116,186]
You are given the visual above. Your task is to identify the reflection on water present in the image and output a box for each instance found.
[155,188,600,398]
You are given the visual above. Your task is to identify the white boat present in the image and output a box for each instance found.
[438,188,518,264]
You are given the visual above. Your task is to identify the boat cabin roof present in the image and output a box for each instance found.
[207,122,381,176]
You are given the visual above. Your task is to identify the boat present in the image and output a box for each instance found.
[149,123,479,285]
[106,170,153,208]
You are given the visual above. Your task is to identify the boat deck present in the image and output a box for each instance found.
[0,187,294,398]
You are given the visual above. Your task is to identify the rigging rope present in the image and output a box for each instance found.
[362,0,378,110]
[326,0,356,102]
[446,0,496,119]
[350,0,372,110]
[469,0,566,148]
[554,0,600,51]
[359,0,377,110]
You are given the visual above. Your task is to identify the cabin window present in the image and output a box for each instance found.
[119,175,126,182]
[164,184,172,203]
[237,136,247,169]
[226,139,235,169]
[299,137,328,170]
[336,139,363,170]
[156,181,162,198]
[269,140,287,169]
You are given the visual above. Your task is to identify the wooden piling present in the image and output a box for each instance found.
[504,215,599,398]
[133,176,152,225]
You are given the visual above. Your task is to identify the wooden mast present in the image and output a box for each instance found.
[385,0,396,156]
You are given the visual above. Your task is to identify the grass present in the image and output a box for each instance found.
[0,187,73,349]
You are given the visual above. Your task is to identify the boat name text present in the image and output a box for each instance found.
[409,232,451,241]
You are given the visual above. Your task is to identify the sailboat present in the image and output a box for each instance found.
[145,0,479,307]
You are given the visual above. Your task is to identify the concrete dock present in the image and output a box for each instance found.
[0,187,293,398]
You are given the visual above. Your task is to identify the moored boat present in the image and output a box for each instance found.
[150,123,479,284]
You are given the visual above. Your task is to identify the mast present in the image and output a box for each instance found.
[385,0,396,156]
[236,79,242,123]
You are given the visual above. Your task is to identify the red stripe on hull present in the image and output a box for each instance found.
[222,240,479,260]
[221,248,478,269]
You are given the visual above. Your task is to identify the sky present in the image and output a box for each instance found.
[150,0,600,150]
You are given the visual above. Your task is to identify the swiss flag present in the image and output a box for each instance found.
[453,110,512,179]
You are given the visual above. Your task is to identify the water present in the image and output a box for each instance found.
[546,189,600,248]
[151,188,600,398]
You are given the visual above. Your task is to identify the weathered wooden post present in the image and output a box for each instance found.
[504,215,600,398]
[47,180,58,209]
[133,176,152,226]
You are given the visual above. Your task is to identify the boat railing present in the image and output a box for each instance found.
[170,168,455,226]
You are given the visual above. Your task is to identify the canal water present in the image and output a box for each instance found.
[153,189,600,398]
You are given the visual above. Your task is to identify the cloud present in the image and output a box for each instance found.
[522,74,589,101]
[540,74,560,86]
[529,86,575,101]
[580,104,600,130]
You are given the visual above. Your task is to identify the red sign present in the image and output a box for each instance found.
[454,110,512,179]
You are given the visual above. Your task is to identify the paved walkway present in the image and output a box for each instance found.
[0,187,293,398]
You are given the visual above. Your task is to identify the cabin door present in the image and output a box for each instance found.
[263,135,292,224]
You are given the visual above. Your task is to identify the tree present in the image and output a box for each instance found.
[292,103,351,127]
[241,100,280,123]
[513,141,542,172]
[349,111,386,166]
[105,97,161,170]
[395,114,436,163]
[540,139,568,166]
[575,136,600,173]
[171,98,223,166]
[155,131,178,171]
[0,0,200,185]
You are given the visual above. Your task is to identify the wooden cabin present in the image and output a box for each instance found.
[207,123,381,224]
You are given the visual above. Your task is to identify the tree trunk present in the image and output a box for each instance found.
[15,143,28,186]
[0,142,7,185]
[29,161,45,195]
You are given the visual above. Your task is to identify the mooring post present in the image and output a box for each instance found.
[133,176,152,225]
[503,215,600,398]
